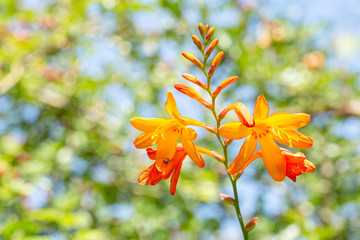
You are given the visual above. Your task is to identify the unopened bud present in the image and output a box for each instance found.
[208,51,224,77]
[245,217,258,232]
[232,171,243,181]
[205,27,215,42]
[182,73,208,89]
[198,23,205,37]
[192,35,203,51]
[213,76,238,97]
[224,139,233,146]
[203,124,217,134]
[182,52,204,69]
[205,38,219,57]
[211,151,225,162]
[219,193,235,205]
[174,84,211,109]
[204,24,210,34]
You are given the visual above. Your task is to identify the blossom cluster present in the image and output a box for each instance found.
[130,23,315,195]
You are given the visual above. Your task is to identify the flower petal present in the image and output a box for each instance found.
[227,134,257,174]
[181,127,197,141]
[155,130,180,172]
[270,128,313,149]
[138,164,162,185]
[130,117,169,131]
[218,102,254,127]
[134,132,160,149]
[165,92,182,120]
[258,135,286,182]
[181,137,205,168]
[219,122,252,140]
[266,113,311,129]
[254,94,269,120]
[170,160,183,195]
[146,148,156,160]
[162,149,187,179]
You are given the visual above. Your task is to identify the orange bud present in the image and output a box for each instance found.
[203,123,217,134]
[224,139,233,146]
[205,27,215,42]
[182,52,204,69]
[182,73,208,89]
[198,23,205,37]
[192,35,203,51]
[204,24,210,34]
[174,84,211,109]
[213,76,238,97]
[218,102,254,127]
[208,51,224,77]
[232,171,243,181]
[245,217,258,232]
[219,193,235,205]
[211,151,225,162]
[205,38,219,57]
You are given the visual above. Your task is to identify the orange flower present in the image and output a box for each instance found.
[219,94,313,181]
[130,92,215,172]
[139,145,224,195]
[237,148,315,182]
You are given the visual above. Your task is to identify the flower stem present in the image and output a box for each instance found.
[199,37,249,240]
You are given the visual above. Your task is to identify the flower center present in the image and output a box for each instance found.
[252,124,271,139]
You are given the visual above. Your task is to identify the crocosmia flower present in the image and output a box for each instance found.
[219,94,313,181]
[139,145,224,195]
[232,147,315,182]
[131,92,215,172]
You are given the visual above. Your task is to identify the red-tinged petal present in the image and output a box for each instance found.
[170,160,183,195]
[219,122,252,140]
[181,137,205,168]
[134,132,160,149]
[303,160,316,173]
[228,134,257,175]
[270,128,313,149]
[254,94,269,120]
[130,117,169,132]
[138,164,162,185]
[155,130,180,172]
[266,113,311,130]
[146,148,156,160]
[258,135,286,182]
[162,149,187,179]
[181,127,197,141]
[165,92,182,120]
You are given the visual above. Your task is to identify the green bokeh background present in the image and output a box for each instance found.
[0,0,359,239]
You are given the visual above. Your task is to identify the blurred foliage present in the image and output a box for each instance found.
[0,0,359,239]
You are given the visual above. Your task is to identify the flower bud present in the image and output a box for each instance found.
[205,38,219,57]
[174,84,211,109]
[182,73,208,89]
[224,139,233,146]
[211,151,225,162]
[245,217,258,232]
[182,52,204,69]
[192,35,203,51]
[205,27,215,42]
[204,24,210,34]
[213,76,238,97]
[219,193,235,205]
[203,123,217,134]
[198,23,205,37]
[232,171,243,181]
[208,52,224,77]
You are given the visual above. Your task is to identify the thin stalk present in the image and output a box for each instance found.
[200,37,249,240]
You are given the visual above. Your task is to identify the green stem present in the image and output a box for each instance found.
[199,38,249,240]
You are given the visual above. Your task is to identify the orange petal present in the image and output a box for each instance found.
[182,117,216,133]
[258,135,286,182]
[170,160,183,195]
[254,94,269,120]
[303,160,316,173]
[130,117,169,131]
[270,128,313,149]
[227,134,257,174]
[155,130,180,172]
[181,137,205,168]
[134,132,160,149]
[165,92,182,120]
[138,164,162,185]
[181,127,197,141]
[219,122,252,140]
[162,148,187,179]
[266,113,311,129]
